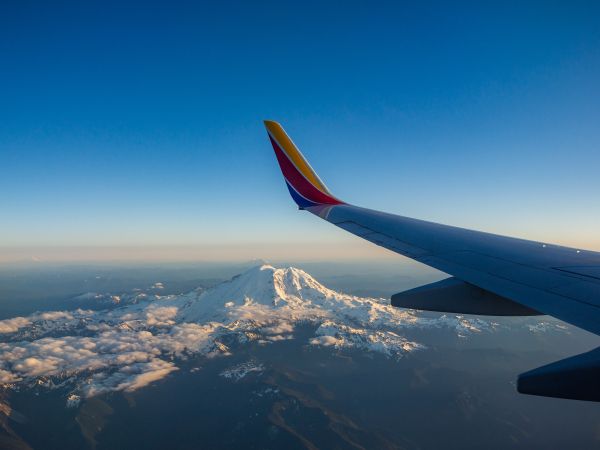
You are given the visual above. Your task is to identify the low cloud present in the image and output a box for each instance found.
[83,360,178,397]
[0,317,31,334]
[261,322,294,335]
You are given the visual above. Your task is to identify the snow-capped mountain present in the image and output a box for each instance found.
[0,265,564,403]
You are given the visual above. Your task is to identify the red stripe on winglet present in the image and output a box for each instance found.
[269,136,342,205]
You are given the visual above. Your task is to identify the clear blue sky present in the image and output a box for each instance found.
[2,1,600,262]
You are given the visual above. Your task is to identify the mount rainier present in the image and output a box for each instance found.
[0,265,563,404]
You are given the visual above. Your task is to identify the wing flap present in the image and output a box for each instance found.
[518,347,600,401]
[392,277,541,316]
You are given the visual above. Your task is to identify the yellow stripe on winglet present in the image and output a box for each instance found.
[264,120,333,196]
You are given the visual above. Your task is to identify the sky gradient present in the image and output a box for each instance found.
[2,1,600,262]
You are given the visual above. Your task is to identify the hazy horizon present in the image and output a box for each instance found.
[4,227,600,265]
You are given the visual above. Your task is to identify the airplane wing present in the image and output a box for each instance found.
[264,120,600,401]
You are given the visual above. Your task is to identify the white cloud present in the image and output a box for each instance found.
[37,311,74,321]
[0,324,221,397]
[0,368,20,383]
[0,309,94,335]
[309,335,341,347]
[0,317,31,334]
[118,361,177,392]
[83,360,178,397]
[261,322,294,335]
[145,306,178,326]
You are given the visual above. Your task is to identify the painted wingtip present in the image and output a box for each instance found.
[264,121,343,208]
[263,120,279,134]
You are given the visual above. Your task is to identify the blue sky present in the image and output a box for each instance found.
[2,1,600,262]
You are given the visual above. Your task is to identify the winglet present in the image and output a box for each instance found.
[264,120,344,208]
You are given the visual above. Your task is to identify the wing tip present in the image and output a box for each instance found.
[263,120,282,135]
[264,120,344,207]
